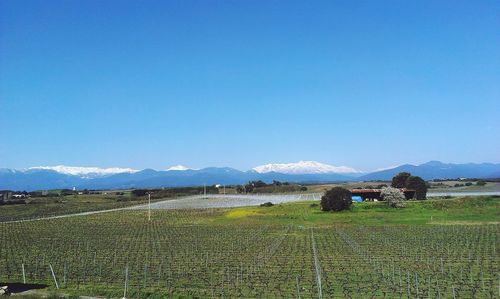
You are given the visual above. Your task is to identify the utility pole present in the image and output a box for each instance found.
[148,193,151,221]
[204,184,206,198]
[123,265,129,299]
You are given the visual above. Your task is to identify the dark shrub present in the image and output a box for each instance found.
[320,187,352,211]
[60,189,75,196]
[391,172,411,188]
[116,196,129,202]
[405,176,428,200]
[260,202,274,207]
[0,199,26,205]
[131,189,148,197]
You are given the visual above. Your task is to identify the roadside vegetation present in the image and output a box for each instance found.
[236,180,308,193]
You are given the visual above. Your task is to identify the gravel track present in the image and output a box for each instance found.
[132,193,322,210]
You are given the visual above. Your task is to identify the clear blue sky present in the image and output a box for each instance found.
[1,0,499,171]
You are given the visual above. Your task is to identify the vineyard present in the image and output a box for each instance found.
[0,199,499,298]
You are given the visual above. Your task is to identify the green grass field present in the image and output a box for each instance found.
[0,195,142,222]
[0,196,499,298]
[0,193,183,222]
[213,196,500,226]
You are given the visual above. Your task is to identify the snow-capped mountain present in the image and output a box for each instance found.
[166,165,191,171]
[27,165,138,178]
[1,161,498,191]
[253,161,360,174]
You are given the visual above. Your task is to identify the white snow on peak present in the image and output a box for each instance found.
[166,165,191,171]
[372,164,404,172]
[252,161,360,174]
[28,165,138,177]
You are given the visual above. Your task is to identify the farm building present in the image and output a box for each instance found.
[0,191,12,201]
[351,188,415,201]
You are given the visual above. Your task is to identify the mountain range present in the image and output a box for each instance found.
[1,161,499,191]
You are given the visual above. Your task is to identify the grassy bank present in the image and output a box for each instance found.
[208,196,500,226]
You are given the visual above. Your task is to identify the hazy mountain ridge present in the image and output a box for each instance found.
[0,166,354,191]
[359,161,500,181]
[1,161,499,191]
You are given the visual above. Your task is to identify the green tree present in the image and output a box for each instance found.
[253,180,267,188]
[405,176,427,200]
[391,172,411,188]
[236,185,245,193]
[320,187,352,212]
[131,189,148,197]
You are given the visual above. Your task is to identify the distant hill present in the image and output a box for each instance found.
[0,167,354,191]
[1,161,499,191]
[359,161,500,181]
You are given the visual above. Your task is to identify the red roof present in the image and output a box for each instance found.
[350,188,415,193]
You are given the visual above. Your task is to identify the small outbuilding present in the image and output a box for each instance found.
[351,195,363,203]
[350,188,415,201]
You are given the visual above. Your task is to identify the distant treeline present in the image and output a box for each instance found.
[430,178,490,184]
[236,180,307,194]
[131,186,220,199]
[131,181,308,198]
[1,189,101,198]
